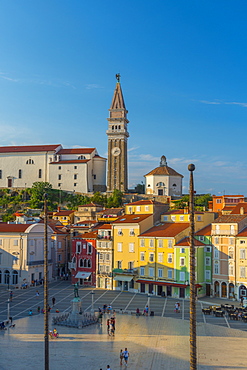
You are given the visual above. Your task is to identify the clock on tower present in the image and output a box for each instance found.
[106,75,129,192]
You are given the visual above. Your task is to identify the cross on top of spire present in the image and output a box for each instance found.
[116,73,121,82]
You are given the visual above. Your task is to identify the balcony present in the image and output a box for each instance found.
[97,235,112,240]
[113,268,138,275]
[212,230,236,236]
[68,261,76,270]
[26,259,52,266]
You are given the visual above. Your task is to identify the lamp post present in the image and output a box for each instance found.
[7,273,10,291]
[44,193,49,370]
[7,298,10,322]
[188,164,197,370]
[147,293,151,315]
[90,290,95,313]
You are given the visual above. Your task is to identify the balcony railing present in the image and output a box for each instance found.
[212,230,236,236]
[97,235,112,240]
[26,259,52,266]
[68,262,76,270]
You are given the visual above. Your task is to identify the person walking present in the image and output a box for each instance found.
[120,349,124,365]
[9,291,13,302]
[123,348,129,365]
[52,297,56,306]
[107,318,110,334]
[106,366,111,370]
[36,290,39,298]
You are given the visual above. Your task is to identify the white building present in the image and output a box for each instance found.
[0,144,106,193]
[144,155,183,197]
[0,223,54,287]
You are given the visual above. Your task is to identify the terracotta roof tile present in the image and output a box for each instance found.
[125,199,166,206]
[57,148,95,154]
[175,237,205,247]
[237,227,247,237]
[231,202,247,214]
[75,231,97,239]
[53,210,74,216]
[97,224,112,229]
[145,166,183,177]
[0,144,60,153]
[140,223,190,237]
[0,224,30,232]
[113,214,152,224]
[195,224,211,236]
[213,215,247,223]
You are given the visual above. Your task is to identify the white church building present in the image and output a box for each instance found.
[0,144,106,193]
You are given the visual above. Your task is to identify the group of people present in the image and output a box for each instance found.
[98,348,129,369]
[107,317,115,336]
[49,328,58,339]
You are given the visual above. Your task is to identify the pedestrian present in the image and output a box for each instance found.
[136,308,140,316]
[37,306,41,313]
[120,349,124,365]
[174,302,179,313]
[106,365,111,370]
[145,305,149,316]
[111,316,115,330]
[9,291,13,302]
[29,309,33,316]
[123,348,129,365]
[107,318,110,334]
[110,321,115,336]
[36,290,39,298]
[52,297,56,306]
[240,296,244,307]
[66,273,69,280]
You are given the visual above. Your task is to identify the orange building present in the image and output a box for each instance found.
[208,195,244,214]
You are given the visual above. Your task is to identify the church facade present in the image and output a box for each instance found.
[106,75,129,192]
[0,144,106,193]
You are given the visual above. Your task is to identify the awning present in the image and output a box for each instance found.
[114,275,133,282]
[136,280,189,288]
[75,272,91,279]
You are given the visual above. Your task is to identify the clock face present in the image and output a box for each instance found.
[112,147,121,156]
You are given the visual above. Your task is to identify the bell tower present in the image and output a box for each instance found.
[106,74,129,192]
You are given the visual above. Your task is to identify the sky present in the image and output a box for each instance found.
[1,1,247,195]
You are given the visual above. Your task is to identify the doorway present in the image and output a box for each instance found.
[149,284,153,294]
[157,285,163,296]
[206,284,211,296]
[167,286,172,296]
[8,178,12,187]
[179,287,185,298]
[140,283,145,293]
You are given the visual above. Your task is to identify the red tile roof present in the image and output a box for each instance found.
[237,227,247,237]
[97,224,112,229]
[0,224,30,232]
[145,166,183,177]
[195,224,211,236]
[213,215,247,223]
[163,210,204,215]
[175,237,205,247]
[231,202,247,214]
[57,148,95,154]
[53,210,74,216]
[75,231,97,239]
[50,160,89,164]
[125,199,166,206]
[0,144,60,153]
[140,223,190,237]
[113,214,152,224]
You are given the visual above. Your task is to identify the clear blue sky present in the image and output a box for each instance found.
[1,1,247,195]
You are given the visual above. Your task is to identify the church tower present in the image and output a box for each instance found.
[106,74,129,192]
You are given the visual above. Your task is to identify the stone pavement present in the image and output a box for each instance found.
[0,312,247,370]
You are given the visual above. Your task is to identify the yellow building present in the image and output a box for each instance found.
[235,226,247,299]
[52,209,74,226]
[125,199,169,223]
[112,213,153,291]
[137,223,190,295]
[161,209,216,231]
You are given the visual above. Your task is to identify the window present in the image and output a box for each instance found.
[58,254,61,262]
[88,259,91,268]
[128,207,132,213]
[129,243,134,252]
[229,265,234,276]
[105,265,110,273]
[228,248,234,259]
[99,265,105,273]
[13,240,18,246]
[205,257,211,266]
[0,239,2,246]
[240,240,246,244]
[140,239,145,247]
[74,166,77,169]
[180,248,185,254]
[140,252,145,261]
[158,253,163,262]
[140,267,145,276]
[149,239,154,247]
[145,206,149,212]
[136,206,141,212]
[58,174,62,180]
[58,183,61,187]
[128,261,134,270]
[58,241,62,249]
[214,261,219,274]
[171,216,176,221]
[240,249,246,259]
[38,169,42,178]
[117,243,122,252]
[87,243,92,255]
[167,254,173,263]
[205,246,211,253]
[58,166,61,170]
[180,216,184,221]
[76,242,81,253]
[167,269,173,279]
[78,155,86,160]
[240,267,246,278]
[168,240,173,248]
[26,159,34,164]
[93,174,96,179]
[205,270,210,280]
[216,199,222,203]
[163,216,168,221]
[180,271,185,281]
[180,257,185,266]
[0,170,2,179]
[199,236,204,242]
[158,239,163,248]
[149,253,154,262]
[99,253,104,260]
[129,228,135,236]
[230,225,235,235]
[197,215,202,221]
[215,237,219,244]
[118,229,123,236]
[158,268,163,278]
[74,183,77,187]
[214,248,219,259]
[74,174,77,180]
[117,261,122,269]
[149,267,154,277]
[18,169,22,179]
[229,238,234,245]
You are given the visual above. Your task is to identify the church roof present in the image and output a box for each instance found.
[0,144,60,153]
[57,148,95,154]
[110,82,126,110]
[145,165,183,178]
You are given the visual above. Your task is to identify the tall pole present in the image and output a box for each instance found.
[188,164,196,370]
[7,299,10,321]
[44,193,49,370]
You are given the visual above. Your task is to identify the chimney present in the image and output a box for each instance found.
[184,207,189,214]
[240,207,244,215]
[58,206,61,212]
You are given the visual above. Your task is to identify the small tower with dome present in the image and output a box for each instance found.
[144,155,183,197]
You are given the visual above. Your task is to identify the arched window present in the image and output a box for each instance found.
[88,259,91,268]
[78,155,86,160]
[4,270,10,284]
[79,258,83,267]
[112,125,114,130]
[26,159,34,164]
[118,125,121,130]
[72,256,76,264]
[84,259,88,268]
[12,270,18,285]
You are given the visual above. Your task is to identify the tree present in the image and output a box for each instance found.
[134,183,145,194]
[107,189,123,208]
[29,182,53,209]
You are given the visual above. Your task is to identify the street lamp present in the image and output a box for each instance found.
[7,298,10,322]
[44,193,49,370]
[147,293,151,315]
[90,290,95,314]
[7,273,10,291]
[188,164,197,370]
